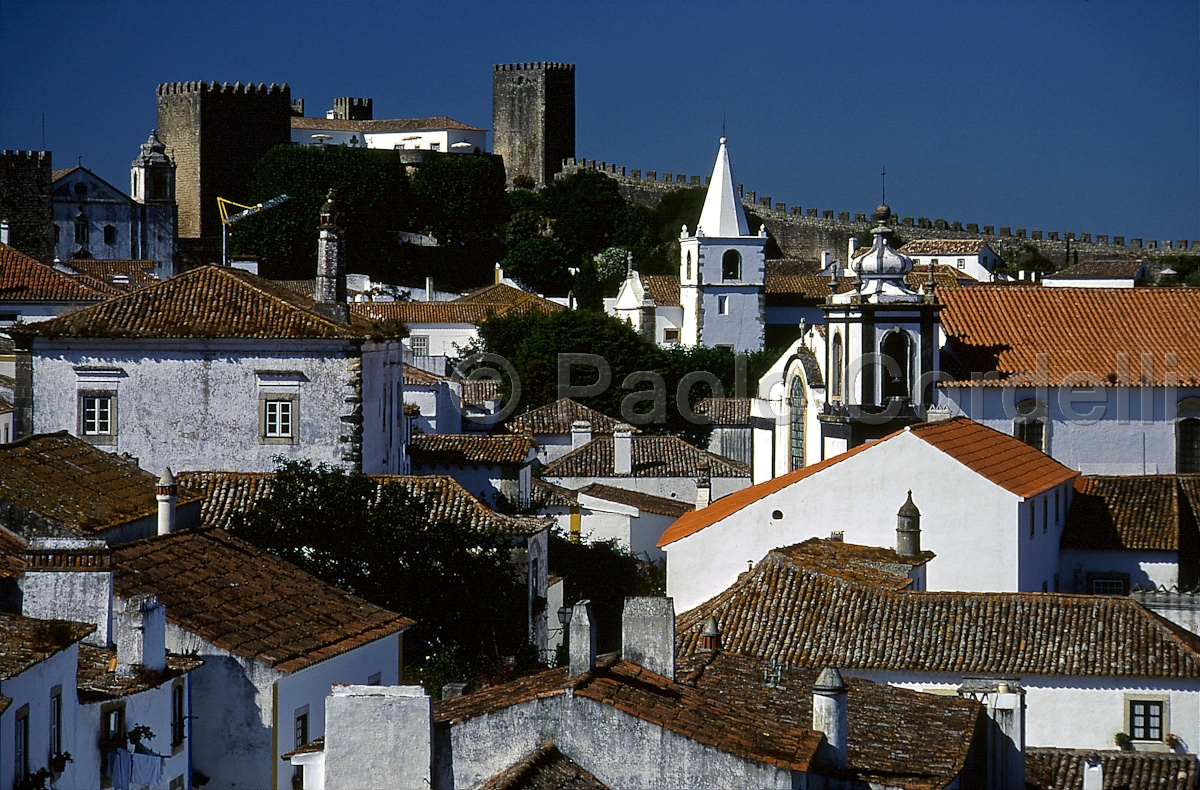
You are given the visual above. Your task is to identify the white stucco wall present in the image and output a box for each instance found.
[77,679,191,789]
[0,645,81,790]
[1059,548,1179,592]
[403,324,478,359]
[543,475,748,507]
[360,341,406,475]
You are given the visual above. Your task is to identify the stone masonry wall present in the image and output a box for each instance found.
[0,150,54,261]
[561,158,1199,264]
[493,63,574,187]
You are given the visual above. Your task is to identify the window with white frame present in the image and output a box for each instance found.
[411,335,430,356]
[79,392,117,445]
[15,704,29,783]
[257,371,305,446]
[264,399,293,438]
[1014,399,1048,452]
[50,686,63,757]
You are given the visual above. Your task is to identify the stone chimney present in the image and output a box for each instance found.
[571,420,592,450]
[698,616,721,653]
[315,189,348,322]
[156,467,177,536]
[621,597,675,680]
[1082,756,1102,790]
[568,599,596,677]
[640,295,656,342]
[21,538,113,648]
[322,685,431,790]
[613,424,633,476]
[695,458,711,508]
[114,593,166,677]
[958,678,1026,790]
[812,667,848,769]
[896,490,921,556]
[0,219,9,246]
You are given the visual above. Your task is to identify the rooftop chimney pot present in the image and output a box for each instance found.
[613,424,633,475]
[568,599,597,677]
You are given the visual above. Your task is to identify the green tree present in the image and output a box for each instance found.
[541,170,628,260]
[411,154,510,247]
[228,459,530,690]
[500,236,572,294]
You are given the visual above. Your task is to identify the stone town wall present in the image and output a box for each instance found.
[0,150,54,261]
[561,158,1199,263]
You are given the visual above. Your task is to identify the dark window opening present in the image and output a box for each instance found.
[104,225,116,245]
[722,249,741,281]
[1179,417,1200,473]
[789,376,805,471]
[1130,700,1164,741]
[880,332,911,401]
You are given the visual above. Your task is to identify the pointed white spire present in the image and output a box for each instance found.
[696,138,750,238]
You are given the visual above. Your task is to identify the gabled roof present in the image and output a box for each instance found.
[639,274,680,307]
[896,239,990,256]
[1061,475,1200,552]
[403,363,449,387]
[60,259,159,289]
[775,538,934,590]
[454,283,563,313]
[577,483,695,517]
[113,528,413,673]
[544,436,750,480]
[0,244,110,303]
[659,418,1075,547]
[1042,259,1145,281]
[351,301,528,325]
[20,265,392,340]
[676,545,1200,678]
[507,399,622,436]
[939,287,1200,387]
[696,139,750,237]
[409,434,534,467]
[1026,749,1198,790]
[0,612,93,681]
[764,264,960,298]
[695,397,752,426]
[291,115,485,133]
[0,432,201,537]
[530,478,579,509]
[478,744,612,790]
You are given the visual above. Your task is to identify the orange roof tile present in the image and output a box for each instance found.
[640,275,680,307]
[0,244,110,303]
[506,398,623,436]
[291,116,485,133]
[1042,259,1145,281]
[1061,475,1200,552]
[897,239,990,256]
[409,434,534,466]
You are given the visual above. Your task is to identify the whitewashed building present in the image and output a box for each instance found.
[506,399,623,465]
[408,434,536,508]
[896,238,1001,282]
[1042,259,1149,288]
[291,114,487,154]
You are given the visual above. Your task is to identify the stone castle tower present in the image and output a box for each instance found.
[0,150,54,261]
[155,81,293,240]
[492,63,575,187]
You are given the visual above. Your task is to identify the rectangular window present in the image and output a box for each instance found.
[1130,700,1164,741]
[1029,501,1036,538]
[294,707,310,787]
[1043,497,1048,534]
[265,400,292,438]
[79,391,117,445]
[1092,578,1126,595]
[104,225,116,245]
[15,704,29,783]
[411,335,429,356]
[663,328,680,344]
[718,295,729,315]
[430,142,440,151]
[931,258,939,267]
[957,258,965,269]
[171,683,185,747]
[50,687,63,756]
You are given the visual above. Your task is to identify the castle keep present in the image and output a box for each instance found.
[155,81,293,240]
[0,150,54,261]
[492,63,575,186]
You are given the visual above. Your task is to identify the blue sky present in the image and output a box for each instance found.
[2,1,1196,242]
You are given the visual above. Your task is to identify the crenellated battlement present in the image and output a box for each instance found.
[156,80,290,97]
[494,62,575,72]
[560,157,1198,256]
[1,150,51,161]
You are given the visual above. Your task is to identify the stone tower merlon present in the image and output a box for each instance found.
[0,150,54,262]
[333,97,373,121]
[155,81,292,240]
[492,62,575,187]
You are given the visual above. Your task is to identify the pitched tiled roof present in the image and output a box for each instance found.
[76,644,202,703]
[764,268,959,298]
[461,377,500,407]
[0,612,94,681]
[113,528,413,673]
[178,470,547,536]
[0,244,110,302]
[292,115,485,132]
[507,399,622,436]
[20,265,394,340]
[544,436,750,480]
[1061,475,1200,552]
[659,418,1075,547]
[530,478,579,508]
[675,546,1200,678]
[0,528,27,580]
[897,239,989,256]
[409,434,534,466]
[695,397,752,426]
[775,538,933,590]
[351,301,514,324]
[1026,748,1198,790]
[578,483,695,517]
[1043,259,1145,281]
[0,432,201,536]
[60,259,159,289]
[478,744,612,790]
[938,287,1200,386]
[0,395,12,417]
[455,283,564,314]
[404,363,448,386]
[640,275,680,307]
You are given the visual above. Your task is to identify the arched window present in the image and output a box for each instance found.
[880,331,912,401]
[103,225,116,246]
[831,334,844,400]
[722,249,741,281]
[1014,399,1048,452]
[1179,398,1200,473]
[789,376,805,471]
[686,251,693,281]
[74,211,88,244]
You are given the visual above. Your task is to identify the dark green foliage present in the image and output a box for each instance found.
[410,154,510,246]
[541,170,628,260]
[572,259,605,312]
[1153,254,1200,286]
[501,236,573,294]
[228,459,529,691]
[998,241,1059,274]
[231,144,413,280]
[549,530,661,654]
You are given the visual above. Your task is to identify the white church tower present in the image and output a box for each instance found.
[679,138,766,352]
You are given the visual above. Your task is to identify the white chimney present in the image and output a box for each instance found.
[812,667,848,769]
[115,594,166,676]
[425,276,434,302]
[695,458,711,508]
[1082,757,1103,790]
[21,538,114,648]
[847,236,859,261]
[568,599,596,677]
[156,467,177,535]
[571,420,593,450]
[621,597,675,680]
[613,424,633,475]
[0,219,9,246]
[821,249,832,269]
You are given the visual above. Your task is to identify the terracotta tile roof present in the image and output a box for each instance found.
[530,478,578,508]
[765,259,822,277]
[461,377,500,407]
[60,259,159,289]
[409,434,534,466]
[0,244,110,303]
[0,528,27,580]
[897,239,989,256]
[639,274,680,307]
[281,737,324,760]
[695,397,752,426]
[0,432,201,537]
[675,546,1200,678]
[0,612,94,681]
[764,268,958,298]
[1043,259,1145,281]
[436,654,823,773]
[403,363,448,386]
[113,528,413,673]
[1026,748,1198,790]
[174,471,274,531]
[352,301,514,325]
[20,265,396,340]
[1061,475,1200,552]
[775,538,933,590]
[454,283,563,313]
[543,436,750,480]
[76,644,202,703]
[478,744,612,790]
[273,279,315,297]
[659,418,1072,547]
[0,395,12,416]
[938,287,1200,386]
[507,399,623,436]
[292,115,485,132]
[577,483,695,517]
